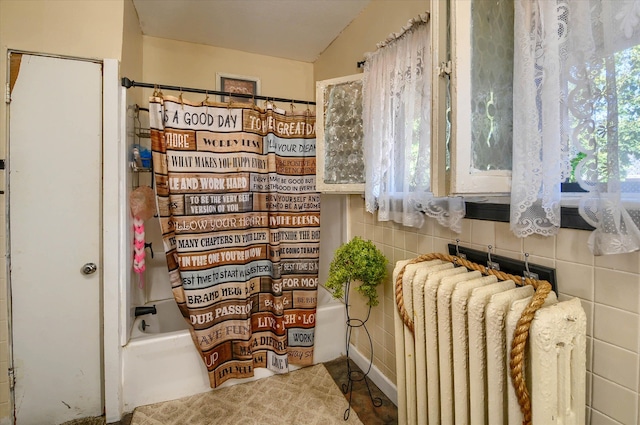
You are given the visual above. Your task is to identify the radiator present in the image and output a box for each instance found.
[393,256,586,425]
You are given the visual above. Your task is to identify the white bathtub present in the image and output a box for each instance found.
[122,285,346,412]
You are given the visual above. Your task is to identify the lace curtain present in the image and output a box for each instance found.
[511,0,640,255]
[363,13,465,232]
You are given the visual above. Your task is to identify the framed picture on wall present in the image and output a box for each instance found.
[216,73,261,103]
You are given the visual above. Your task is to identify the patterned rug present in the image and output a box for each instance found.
[130,364,364,425]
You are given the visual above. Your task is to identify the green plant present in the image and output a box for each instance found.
[326,237,388,306]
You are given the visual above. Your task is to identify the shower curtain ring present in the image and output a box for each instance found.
[179,88,184,109]
[153,84,163,98]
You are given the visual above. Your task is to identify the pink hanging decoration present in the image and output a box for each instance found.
[132,216,146,287]
[129,186,156,288]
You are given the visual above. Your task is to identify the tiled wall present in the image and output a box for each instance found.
[344,194,640,425]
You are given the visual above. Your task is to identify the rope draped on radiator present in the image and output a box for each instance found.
[394,253,552,425]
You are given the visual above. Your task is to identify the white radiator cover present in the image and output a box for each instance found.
[393,260,587,425]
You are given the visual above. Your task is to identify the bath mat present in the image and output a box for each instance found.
[130,364,364,425]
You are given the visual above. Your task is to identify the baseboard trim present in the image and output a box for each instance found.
[347,344,398,406]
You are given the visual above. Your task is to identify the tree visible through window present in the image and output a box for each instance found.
[567,44,640,188]
[510,0,640,254]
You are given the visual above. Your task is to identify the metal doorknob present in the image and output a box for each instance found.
[82,263,97,275]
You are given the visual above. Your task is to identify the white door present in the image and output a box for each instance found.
[9,54,103,424]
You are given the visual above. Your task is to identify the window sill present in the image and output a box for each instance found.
[464,198,595,231]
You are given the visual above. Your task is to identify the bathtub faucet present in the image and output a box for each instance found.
[134,305,157,317]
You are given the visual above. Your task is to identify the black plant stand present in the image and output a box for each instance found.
[341,279,383,420]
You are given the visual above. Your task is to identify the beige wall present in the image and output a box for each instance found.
[141,36,314,107]
[314,0,429,81]
[0,0,124,62]
[315,2,640,424]
[122,0,144,105]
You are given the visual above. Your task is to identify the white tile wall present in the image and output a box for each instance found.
[595,268,639,313]
[346,194,640,424]
[556,261,594,300]
[523,232,557,259]
[592,375,638,424]
[592,409,626,425]
[594,305,638,352]
[593,340,638,391]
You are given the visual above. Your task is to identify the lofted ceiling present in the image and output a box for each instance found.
[132,0,371,63]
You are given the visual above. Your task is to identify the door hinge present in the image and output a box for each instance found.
[8,368,15,390]
[437,60,452,77]
[5,83,10,104]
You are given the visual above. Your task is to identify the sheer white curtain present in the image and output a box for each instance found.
[363,13,465,232]
[511,0,640,254]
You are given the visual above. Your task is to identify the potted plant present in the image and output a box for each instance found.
[326,236,388,418]
[326,236,388,306]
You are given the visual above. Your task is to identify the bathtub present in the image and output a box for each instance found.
[122,285,346,412]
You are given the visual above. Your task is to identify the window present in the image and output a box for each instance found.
[449,0,514,195]
[315,74,365,193]
[447,0,640,197]
[508,0,640,250]
[566,43,640,192]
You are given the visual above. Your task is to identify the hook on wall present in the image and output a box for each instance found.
[487,245,500,270]
[523,253,538,280]
[455,239,466,259]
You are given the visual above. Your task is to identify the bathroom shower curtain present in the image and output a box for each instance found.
[149,95,320,388]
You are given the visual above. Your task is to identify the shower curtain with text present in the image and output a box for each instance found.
[149,95,320,388]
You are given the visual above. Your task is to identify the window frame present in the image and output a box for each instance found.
[464,199,594,230]
[315,73,365,194]
[448,0,512,196]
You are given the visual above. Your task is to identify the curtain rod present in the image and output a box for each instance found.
[121,77,316,106]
